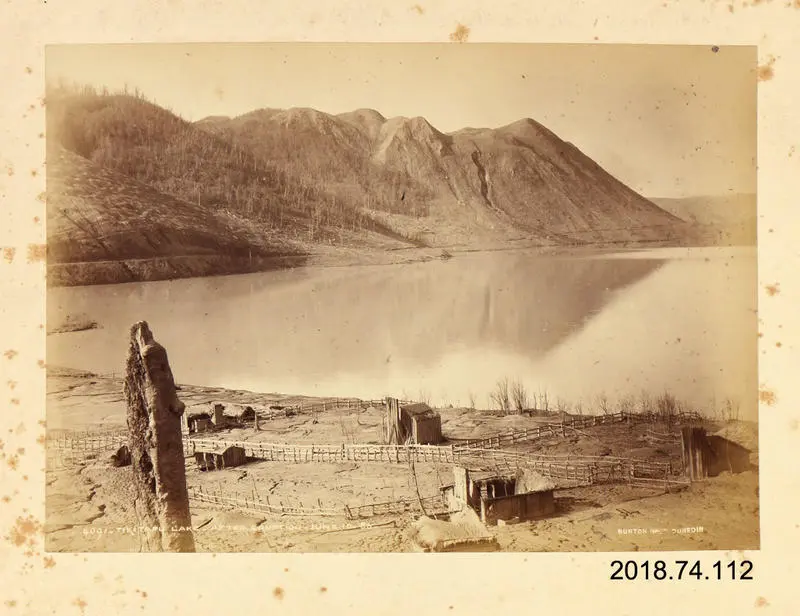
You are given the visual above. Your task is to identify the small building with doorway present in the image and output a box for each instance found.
[706,433,753,476]
[384,398,443,445]
[441,467,556,525]
[194,444,247,471]
[184,402,260,433]
[681,425,755,479]
[215,402,257,424]
[183,411,213,434]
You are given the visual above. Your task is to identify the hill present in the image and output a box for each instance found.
[46,85,697,285]
[201,108,689,246]
[46,87,421,248]
[196,107,437,221]
[46,146,310,286]
[650,194,756,246]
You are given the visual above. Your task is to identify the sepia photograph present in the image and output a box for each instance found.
[43,42,758,554]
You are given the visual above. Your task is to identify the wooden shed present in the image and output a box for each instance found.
[681,425,754,479]
[443,467,556,525]
[194,445,247,471]
[706,434,752,476]
[384,398,443,445]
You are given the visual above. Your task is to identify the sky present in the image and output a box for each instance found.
[46,43,757,198]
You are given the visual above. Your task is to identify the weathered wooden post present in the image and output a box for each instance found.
[680,426,709,482]
[385,397,402,444]
[124,321,195,552]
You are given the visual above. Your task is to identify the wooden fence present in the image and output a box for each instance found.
[47,430,684,494]
[644,429,681,445]
[184,438,456,465]
[184,435,680,489]
[231,397,407,423]
[253,398,385,421]
[187,486,448,520]
[295,398,393,414]
[346,494,450,519]
[453,411,701,452]
[452,414,624,451]
[630,411,703,424]
[47,406,695,492]
[46,430,127,452]
[454,447,677,484]
[188,486,343,517]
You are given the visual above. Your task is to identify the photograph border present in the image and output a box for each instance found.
[1,1,798,614]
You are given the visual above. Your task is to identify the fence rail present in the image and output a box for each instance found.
[184,436,680,489]
[254,398,391,421]
[188,487,343,517]
[48,406,695,495]
[46,431,127,452]
[185,438,456,465]
[453,411,701,452]
[187,486,448,520]
[644,429,681,444]
[454,447,677,485]
[48,429,682,488]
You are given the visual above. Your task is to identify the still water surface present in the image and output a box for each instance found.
[47,246,758,420]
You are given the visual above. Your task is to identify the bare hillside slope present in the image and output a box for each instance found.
[204,108,689,246]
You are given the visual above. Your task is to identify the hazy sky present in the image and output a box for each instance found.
[46,43,757,198]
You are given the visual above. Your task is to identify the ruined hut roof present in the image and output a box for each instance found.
[516,469,557,492]
[187,411,211,421]
[400,402,438,418]
[469,470,514,483]
[194,442,245,455]
[712,422,758,452]
[219,401,261,413]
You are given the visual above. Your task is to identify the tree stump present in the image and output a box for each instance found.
[124,321,195,552]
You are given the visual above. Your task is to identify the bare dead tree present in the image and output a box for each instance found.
[510,379,529,414]
[489,378,511,414]
[721,397,741,423]
[617,394,635,416]
[640,390,655,416]
[555,397,570,415]
[539,389,550,414]
[417,389,432,406]
[596,393,611,415]
[656,391,679,429]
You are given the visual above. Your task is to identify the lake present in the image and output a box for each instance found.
[47,246,758,421]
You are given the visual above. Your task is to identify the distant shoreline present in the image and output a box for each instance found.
[46,235,755,288]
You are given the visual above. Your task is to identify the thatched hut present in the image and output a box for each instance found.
[194,444,247,471]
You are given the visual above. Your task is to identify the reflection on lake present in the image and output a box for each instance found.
[47,246,758,420]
